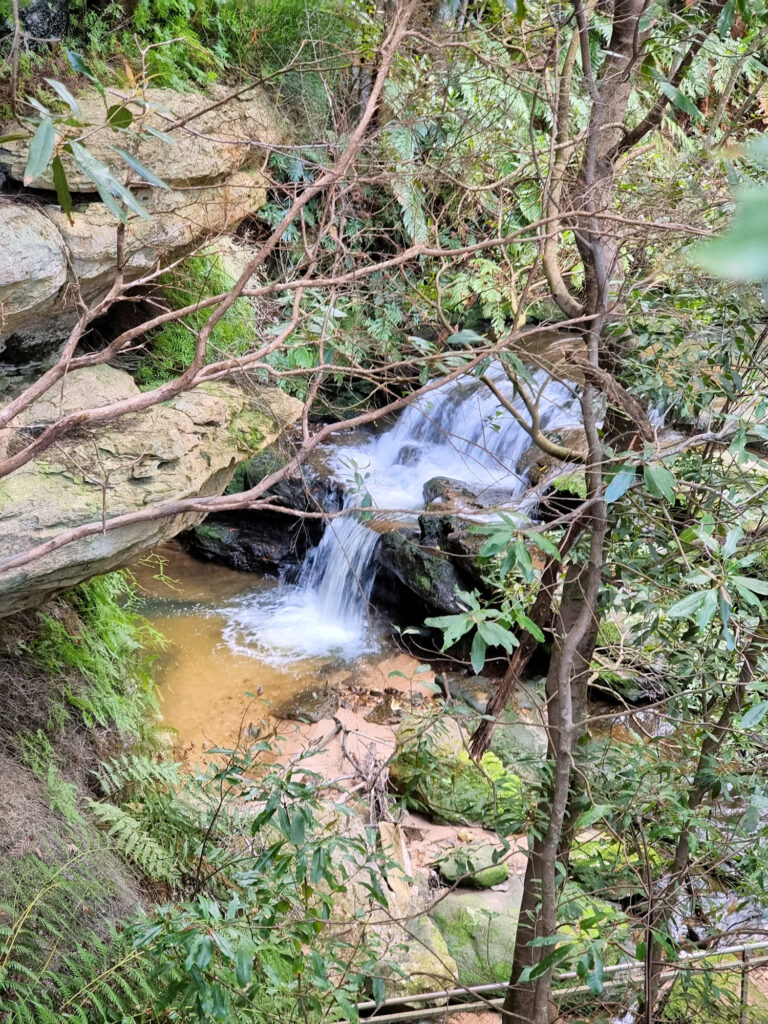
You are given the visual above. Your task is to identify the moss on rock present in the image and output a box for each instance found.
[389,715,526,830]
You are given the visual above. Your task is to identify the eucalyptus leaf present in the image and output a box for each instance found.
[44,78,81,117]
[110,146,170,189]
[644,463,676,503]
[51,156,74,223]
[24,118,55,185]
[605,464,636,503]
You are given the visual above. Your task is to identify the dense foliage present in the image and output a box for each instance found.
[4,0,768,1021]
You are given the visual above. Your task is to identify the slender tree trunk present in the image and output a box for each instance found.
[639,648,757,1022]
[502,379,606,1023]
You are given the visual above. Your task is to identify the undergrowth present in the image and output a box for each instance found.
[135,250,255,388]
[27,573,162,739]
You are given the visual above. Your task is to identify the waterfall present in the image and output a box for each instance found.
[223,364,580,664]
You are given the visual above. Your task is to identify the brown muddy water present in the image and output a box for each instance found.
[131,543,371,758]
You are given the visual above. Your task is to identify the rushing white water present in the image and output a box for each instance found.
[223,364,580,665]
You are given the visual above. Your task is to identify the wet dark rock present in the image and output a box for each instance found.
[439,673,494,714]
[376,527,468,616]
[18,0,68,39]
[422,477,480,507]
[182,446,344,573]
[273,684,340,723]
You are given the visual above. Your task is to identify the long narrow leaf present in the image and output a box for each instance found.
[51,156,74,223]
[110,145,170,189]
[24,118,55,185]
[44,78,81,117]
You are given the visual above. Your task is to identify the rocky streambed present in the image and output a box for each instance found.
[134,544,640,1013]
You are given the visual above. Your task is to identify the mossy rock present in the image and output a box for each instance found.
[389,716,526,830]
[569,836,663,901]
[429,883,524,986]
[430,880,631,990]
[434,843,510,888]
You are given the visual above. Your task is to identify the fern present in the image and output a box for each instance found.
[96,753,180,798]
[31,573,162,739]
[87,802,180,885]
[0,850,155,1024]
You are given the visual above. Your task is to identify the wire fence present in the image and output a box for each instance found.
[353,939,768,1023]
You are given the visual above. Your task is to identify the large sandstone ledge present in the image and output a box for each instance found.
[0,365,302,615]
[0,86,287,361]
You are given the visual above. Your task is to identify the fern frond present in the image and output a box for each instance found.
[87,802,180,884]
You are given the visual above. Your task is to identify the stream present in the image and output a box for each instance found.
[136,363,580,749]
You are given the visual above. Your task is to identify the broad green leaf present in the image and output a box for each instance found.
[741,701,768,730]
[107,104,134,130]
[605,464,635,503]
[656,78,702,121]
[514,611,543,642]
[289,812,305,847]
[722,526,744,557]
[334,990,359,1023]
[586,955,604,995]
[44,78,81,116]
[717,0,735,37]
[477,619,517,652]
[667,591,706,619]
[695,590,718,631]
[23,118,55,185]
[732,575,768,596]
[235,943,252,987]
[424,613,472,649]
[111,145,170,189]
[446,328,487,347]
[691,189,768,281]
[66,49,92,76]
[51,156,74,223]
[573,804,612,830]
[644,462,676,503]
[525,531,561,559]
[470,630,487,674]
[372,976,386,1008]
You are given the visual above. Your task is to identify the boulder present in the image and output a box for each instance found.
[0,86,286,360]
[433,674,548,782]
[0,86,287,193]
[0,365,302,615]
[389,715,526,831]
[0,206,68,362]
[17,0,68,38]
[273,684,340,723]
[429,882,524,986]
[377,527,468,616]
[434,843,510,889]
[430,880,631,989]
[182,449,344,573]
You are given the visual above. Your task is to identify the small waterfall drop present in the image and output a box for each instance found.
[223,364,580,664]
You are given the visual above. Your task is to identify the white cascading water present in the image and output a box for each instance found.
[223,363,580,664]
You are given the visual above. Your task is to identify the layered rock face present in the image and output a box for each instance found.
[0,366,302,615]
[0,86,286,361]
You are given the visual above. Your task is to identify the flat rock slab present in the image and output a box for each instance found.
[0,365,302,615]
